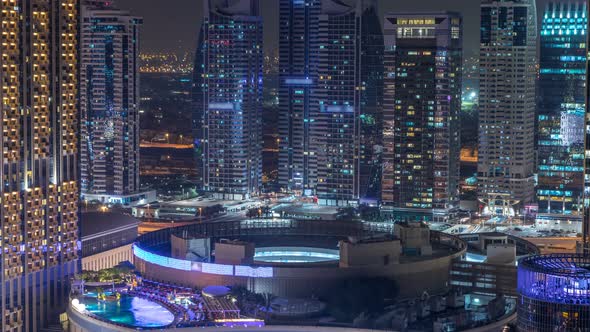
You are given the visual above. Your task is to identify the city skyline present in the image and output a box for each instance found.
[118,0,558,57]
[3,0,590,330]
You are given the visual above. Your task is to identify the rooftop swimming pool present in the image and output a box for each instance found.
[76,293,175,328]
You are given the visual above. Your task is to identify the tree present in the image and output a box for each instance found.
[337,206,359,221]
[98,268,118,282]
[262,293,276,317]
[230,285,249,305]
[359,204,382,222]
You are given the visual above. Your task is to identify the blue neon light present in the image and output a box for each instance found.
[202,262,234,276]
[518,255,590,305]
[326,105,354,113]
[285,78,313,85]
[208,102,236,110]
[235,265,273,278]
[134,244,275,277]
[133,245,191,271]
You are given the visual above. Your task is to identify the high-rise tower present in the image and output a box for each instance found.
[357,2,385,203]
[80,0,143,203]
[278,0,320,196]
[584,0,590,254]
[278,0,383,204]
[478,0,537,214]
[193,0,263,200]
[0,1,79,330]
[381,13,462,222]
[537,2,587,230]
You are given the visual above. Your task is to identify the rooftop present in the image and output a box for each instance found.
[520,254,590,278]
[80,212,140,238]
[272,203,341,216]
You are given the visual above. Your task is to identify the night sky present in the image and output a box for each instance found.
[116,0,555,57]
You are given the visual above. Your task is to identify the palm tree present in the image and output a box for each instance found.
[262,293,276,319]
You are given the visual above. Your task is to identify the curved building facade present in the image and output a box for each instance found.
[133,219,466,299]
[517,254,590,331]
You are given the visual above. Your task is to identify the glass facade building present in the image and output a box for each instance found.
[278,0,320,195]
[0,1,80,330]
[477,0,537,211]
[314,0,384,206]
[517,254,590,331]
[277,0,383,205]
[193,0,263,200]
[584,0,590,254]
[80,1,143,196]
[357,2,385,203]
[536,2,586,228]
[381,13,462,222]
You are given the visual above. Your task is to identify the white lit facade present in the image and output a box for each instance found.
[193,0,263,200]
[80,0,142,197]
[477,0,537,212]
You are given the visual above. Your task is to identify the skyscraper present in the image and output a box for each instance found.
[537,2,586,229]
[278,0,320,196]
[313,0,360,206]
[478,0,537,214]
[584,2,590,253]
[357,1,385,203]
[278,0,383,204]
[0,1,79,330]
[193,0,263,200]
[381,13,462,222]
[80,1,143,204]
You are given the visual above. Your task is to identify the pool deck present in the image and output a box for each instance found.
[73,292,178,330]
[68,305,379,332]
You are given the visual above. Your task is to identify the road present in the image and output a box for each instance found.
[138,213,244,235]
[524,237,579,254]
[140,142,193,149]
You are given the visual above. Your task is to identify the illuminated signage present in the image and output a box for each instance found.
[134,244,275,277]
[397,18,435,25]
[133,245,191,271]
[560,111,584,147]
[235,265,274,278]
[285,78,313,85]
[208,102,235,110]
[326,105,354,113]
[202,262,234,276]
[191,262,202,271]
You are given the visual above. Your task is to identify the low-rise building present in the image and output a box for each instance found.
[81,212,140,271]
[82,190,157,207]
